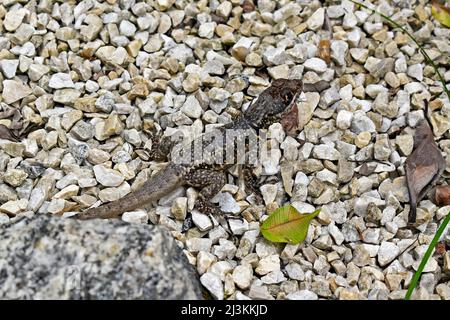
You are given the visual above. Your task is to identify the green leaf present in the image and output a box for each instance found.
[260,205,320,245]
[431,2,450,28]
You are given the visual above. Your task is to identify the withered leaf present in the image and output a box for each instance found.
[0,124,19,142]
[242,0,255,13]
[17,121,41,138]
[11,109,23,129]
[324,10,332,30]
[0,107,31,139]
[434,185,450,206]
[435,241,447,256]
[280,103,298,136]
[0,108,18,119]
[318,39,331,65]
[405,120,445,223]
[317,9,332,64]
[280,80,330,136]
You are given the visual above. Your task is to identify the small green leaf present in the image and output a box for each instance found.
[431,2,450,28]
[260,205,320,245]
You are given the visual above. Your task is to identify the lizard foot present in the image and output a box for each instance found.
[243,166,263,205]
[185,168,227,213]
[194,196,224,216]
[148,130,174,161]
[181,198,223,233]
[181,168,227,231]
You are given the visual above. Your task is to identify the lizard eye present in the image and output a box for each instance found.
[281,90,294,104]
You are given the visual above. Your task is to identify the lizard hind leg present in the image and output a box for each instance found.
[184,168,227,216]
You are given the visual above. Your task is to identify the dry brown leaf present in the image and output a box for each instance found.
[280,103,298,136]
[0,109,18,119]
[435,185,450,206]
[242,0,255,13]
[435,241,447,255]
[405,120,445,223]
[318,10,332,64]
[318,39,331,64]
[0,124,19,142]
[323,8,332,33]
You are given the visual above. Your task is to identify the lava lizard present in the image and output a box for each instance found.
[76,79,330,220]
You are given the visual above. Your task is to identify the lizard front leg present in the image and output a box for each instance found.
[243,165,263,205]
[184,168,227,215]
[148,131,175,161]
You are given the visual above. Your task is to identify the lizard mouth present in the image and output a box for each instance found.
[280,102,299,136]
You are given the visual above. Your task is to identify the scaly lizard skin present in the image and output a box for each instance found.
[76,79,330,220]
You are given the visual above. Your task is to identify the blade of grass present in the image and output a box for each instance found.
[349,0,450,101]
[405,211,450,300]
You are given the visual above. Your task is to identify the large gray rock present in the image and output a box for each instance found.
[0,214,203,300]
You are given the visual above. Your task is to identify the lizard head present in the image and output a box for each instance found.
[244,79,304,130]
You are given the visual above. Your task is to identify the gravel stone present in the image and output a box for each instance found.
[304,58,327,73]
[232,264,253,290]
[287,290,318,300]
[0,60,19,79]
[336,110,353,129]
[306,8,325,31]
[2,80,32,104]
[256,255,280,275]
[312,144,341,161]
[93,165,124,187]
[4,8,28,32]
[122,210,148,224]
[200,272,223,300]
[49,73,75,89]
[378,242,400,267]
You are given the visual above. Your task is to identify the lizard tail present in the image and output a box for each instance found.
[76,164,184,220]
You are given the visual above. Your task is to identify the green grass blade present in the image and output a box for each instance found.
[405,211,450,300]
[349,0,450,101]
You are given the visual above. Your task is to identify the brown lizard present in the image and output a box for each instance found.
[76,79,330,220]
